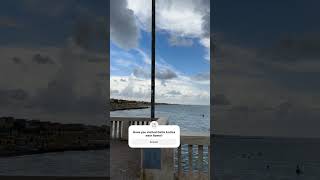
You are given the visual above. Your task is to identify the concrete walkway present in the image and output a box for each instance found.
[110,140,141,180]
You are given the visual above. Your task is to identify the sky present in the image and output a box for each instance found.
[110,0,210,105]
[212,0,320,138]
[0,0,107,125]
[2,0,320,137]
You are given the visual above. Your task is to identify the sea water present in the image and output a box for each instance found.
[213,135,320,180]
[2,105,320,179]
[0,105,209,176]
[111,104,210,173]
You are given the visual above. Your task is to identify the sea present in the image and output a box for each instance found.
[213,135,320,180]
[111,104,210,173]
[2,104,320,179]
[111,104,210,133]
[0,104,209,177]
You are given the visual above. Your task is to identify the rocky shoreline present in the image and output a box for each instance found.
[0,117,109,157]
[0,146,108,157]
[111,106,149,111]
[0,100,173,157]
[110,98,172,111]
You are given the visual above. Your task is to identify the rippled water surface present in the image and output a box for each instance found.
[112,105,210,172]
[111,104,210,133]
[0,105,209,176]
[213,136,320,180]
[0,150,108,176]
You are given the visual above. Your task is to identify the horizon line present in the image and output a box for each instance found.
[110,98,210,106]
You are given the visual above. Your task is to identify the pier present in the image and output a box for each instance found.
[110,117,210,180]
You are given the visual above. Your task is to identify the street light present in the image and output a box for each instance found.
[151,0,155,120]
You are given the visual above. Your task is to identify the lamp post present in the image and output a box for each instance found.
[142,0,161,172]
[151,0,155,120]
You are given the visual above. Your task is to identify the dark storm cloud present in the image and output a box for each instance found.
[259,34,320,63]
[1,89,28,101]
[0,89,29,106]
[212,0,320,137]
[110,0,139,49]
[0,1,108,127]
[32,54,55,64]
[214,33,320,81]
[213,33,320,137]
[73,13,108,51]
[31,69,106,115]
[28,22,107,115]
[73,19,92,50]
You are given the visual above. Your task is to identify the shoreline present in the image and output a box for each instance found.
[0,145,109,158]
[110,98,179,112]
[0,117,109,158]
[110,106,149,111]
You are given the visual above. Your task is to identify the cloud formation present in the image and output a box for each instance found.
[168,35,193,47]
[0,89,29,106]
[0,0,108,125]
[132,66,178,80]
[156,68,178,80]
[110,0,139,49]
[212,32,320,137]
[110,0,210,105]
[125,0,210,50]
[111,74,209,105]
[191,72,210,81]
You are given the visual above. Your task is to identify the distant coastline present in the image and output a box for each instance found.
[0,117,108,157]
[110,98,176,111]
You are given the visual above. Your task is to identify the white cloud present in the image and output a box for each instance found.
[110,73,209,105]
[200,37,210,60]
[127,0,210,53]
[126,0,152,31]
[169,35,194,47]
[128,0,203,36]
[110,1,211,104]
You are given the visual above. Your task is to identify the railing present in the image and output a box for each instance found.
[177,133,210,180]
[110,117,209,180]
[111,117,154,140]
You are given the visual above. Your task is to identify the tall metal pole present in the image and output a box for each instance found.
[151,0,155,119]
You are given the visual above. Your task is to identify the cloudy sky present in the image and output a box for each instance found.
[212,0,320,138]
[0,1,107,125]
[110,0,210,105]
